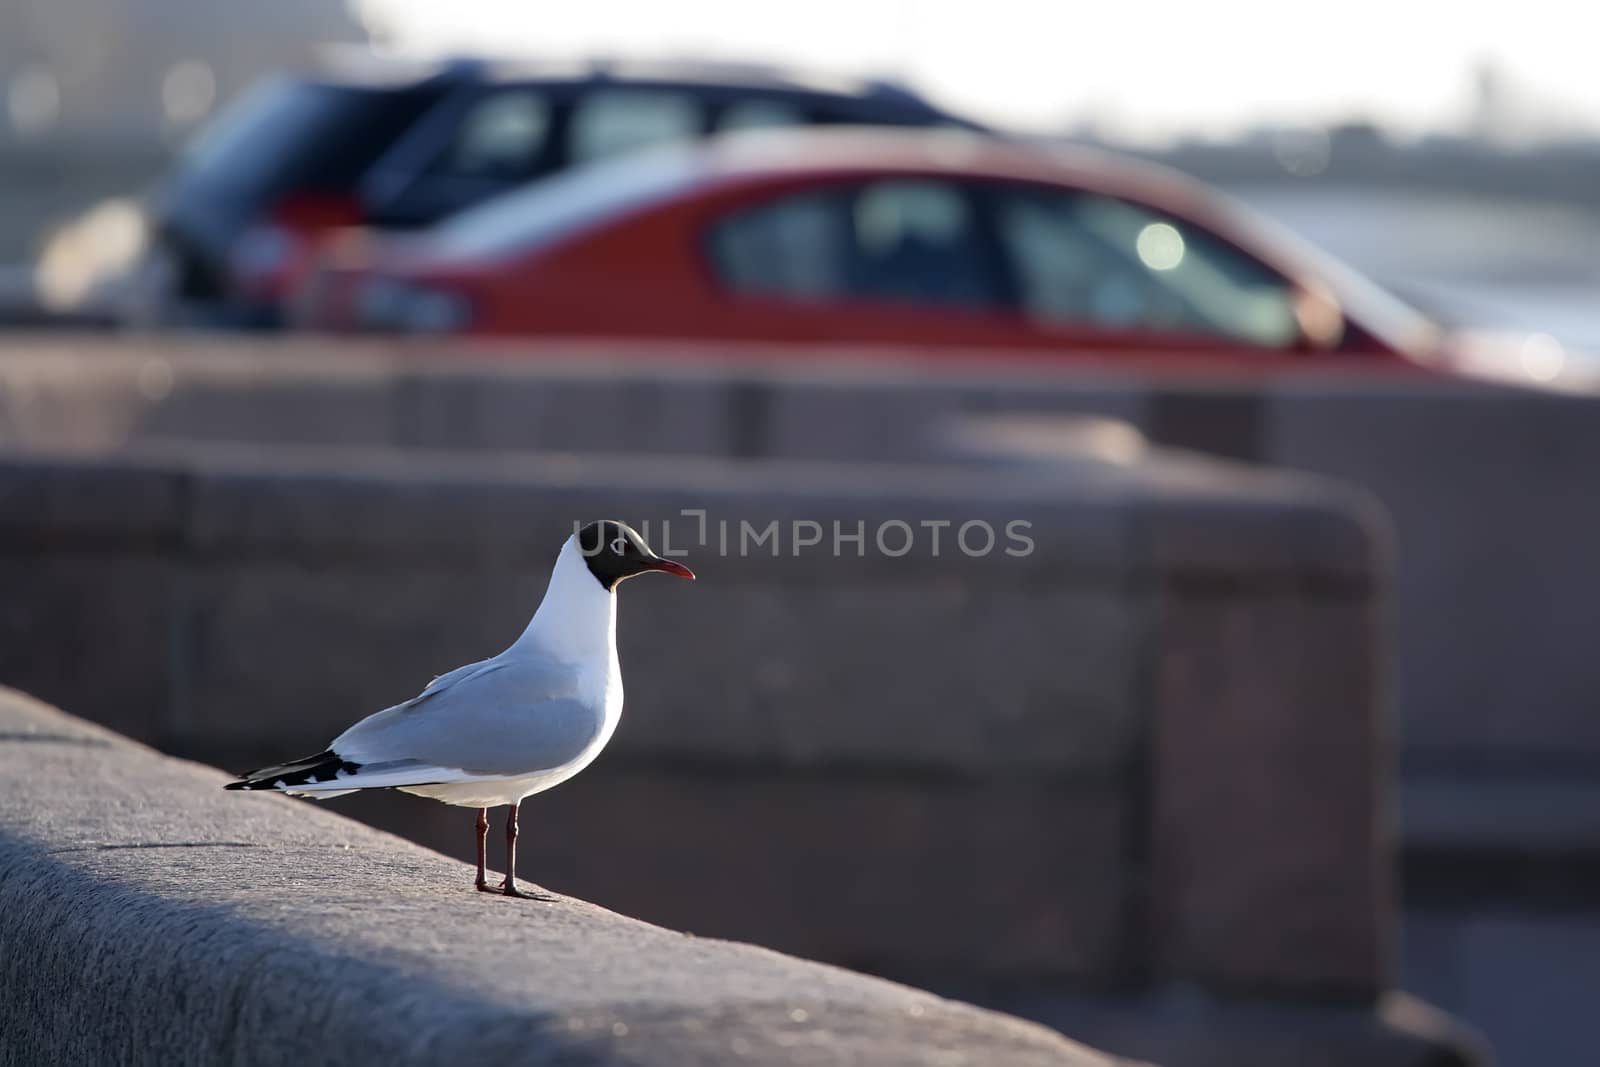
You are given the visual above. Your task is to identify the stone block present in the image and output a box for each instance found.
[0,554,176,744]
[0,453,184,547]
[618,581,1146,776]
[180,564,539,752]
[393,369,732,455]
[338,767,1131,980]
[1266,380,1600,759]
[1147,587,1388,994]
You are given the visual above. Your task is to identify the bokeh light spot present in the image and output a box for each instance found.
[1519,332,1566,382]
[162,61,217,125]
[1135,222,1185,271]
[7,65,61,134]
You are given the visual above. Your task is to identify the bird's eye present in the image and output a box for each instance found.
[610,536,629,554]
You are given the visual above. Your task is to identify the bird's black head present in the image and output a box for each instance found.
[576,520,696,591]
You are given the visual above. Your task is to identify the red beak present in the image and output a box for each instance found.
[645,558,696,580]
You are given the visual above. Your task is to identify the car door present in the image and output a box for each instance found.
[702,173,1315,358]
[703,176,1026,345]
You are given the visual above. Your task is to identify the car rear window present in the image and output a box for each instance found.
[178,76,442,196]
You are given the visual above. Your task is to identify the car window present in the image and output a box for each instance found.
[710,179,1003,310]
[570,90,703,163]
[431,89,552,180]
[994,187,1300,346]
[716,99,807,132]
[178,77,440,194]
[712,191,843,298]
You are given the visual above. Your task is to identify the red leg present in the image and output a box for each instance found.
[499,800,529,898]
[474,807,493,892]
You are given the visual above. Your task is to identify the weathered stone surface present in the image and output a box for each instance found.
[618,581,1146,776]
[764,379,971,463]
[173,544,1147,778]
[1123,460,1385,585]
[334,768,1131,979]
[0,341,398,451]
[2,341,1585,762]
[0,340,1562,761]
[394,369,733,456]
[0,554,176,744]
[0,452,184,547]
[1265,378,1600,760]
[50,439,1373,782]
[0,688,1127,1067]
[179,564,531,748]
[0,429,1389,998]
[0,340,1192,469]
[935,418,1385,585]
[1148,588,1388,994]
[168,445,1139,577]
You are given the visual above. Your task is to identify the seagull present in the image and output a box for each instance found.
[225,519,694,898]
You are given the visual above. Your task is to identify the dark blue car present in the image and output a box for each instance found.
[147,55,984,324]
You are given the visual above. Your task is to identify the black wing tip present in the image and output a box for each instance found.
[222,751,361,792]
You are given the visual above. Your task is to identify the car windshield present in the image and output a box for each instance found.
[425,148,703,261]
[1204,195,1441,353]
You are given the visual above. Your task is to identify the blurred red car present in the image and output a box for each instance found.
[293,128,1444,369]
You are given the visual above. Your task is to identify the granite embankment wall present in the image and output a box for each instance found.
[4,338,1592,854]
[0,354,1481,1065]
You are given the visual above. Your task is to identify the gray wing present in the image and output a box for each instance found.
[330,655,602,778]
[420,657,501,698]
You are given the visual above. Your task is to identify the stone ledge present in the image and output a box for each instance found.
[0,436,1377,586]
[0,688,1129,1067]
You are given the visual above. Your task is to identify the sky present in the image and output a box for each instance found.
[354,0,1597,141]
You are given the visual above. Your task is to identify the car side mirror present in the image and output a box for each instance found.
[1292,283,1346,350]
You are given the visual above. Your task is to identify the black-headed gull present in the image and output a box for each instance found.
[226,520,694,897]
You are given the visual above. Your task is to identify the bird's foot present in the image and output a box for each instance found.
[498,879,556,902]
[475,880,498,894]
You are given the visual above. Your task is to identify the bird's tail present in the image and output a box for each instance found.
[224,750,363,794]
